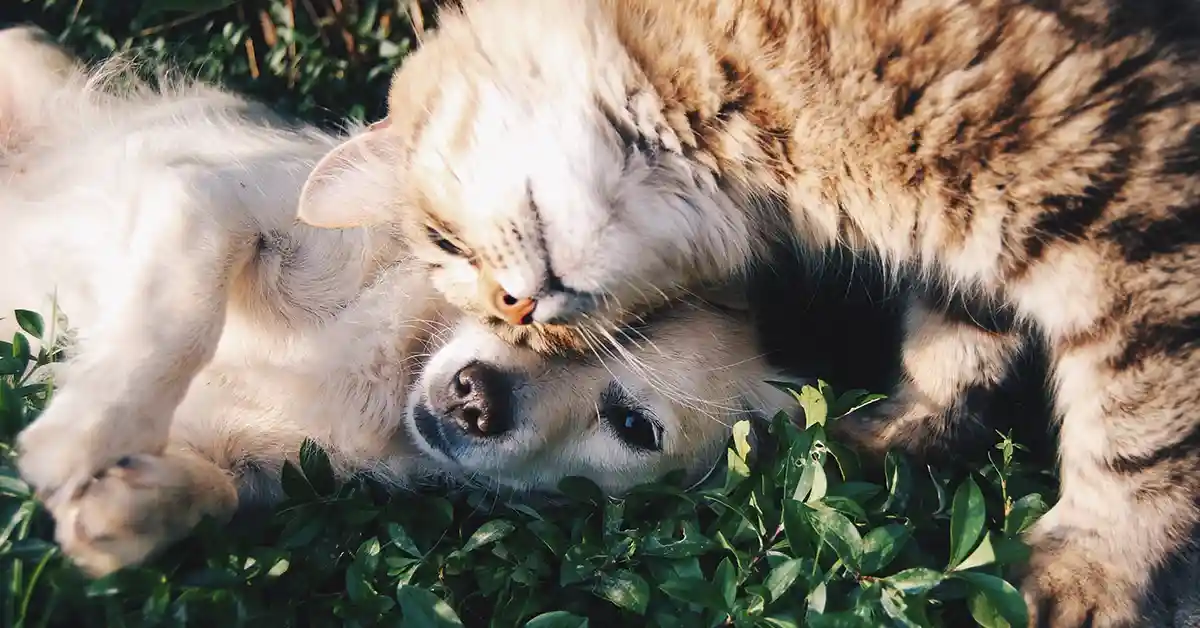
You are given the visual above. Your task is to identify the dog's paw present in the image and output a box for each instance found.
[48,452,237,578]
[16,388,171,503]
[1019,536,1143,628]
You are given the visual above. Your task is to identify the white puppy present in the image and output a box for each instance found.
[0,27,803,577]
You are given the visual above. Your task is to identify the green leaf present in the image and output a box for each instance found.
[0,356,23,376]
[356,536,383,573]
[279,460,315,500]
[953,532,997,572]
[136,0,238,21]
[388,523,423,558]
[920,468,949,520]
[346,562,378,603]
[1004,494,1049,535]
[714,557,737,610]
[879,585,931,628]
[948,476,987,569]
[460,520,515,554]
[14,310,44,340]
[803,462,829,504]
[830,390,887,419]
[990,535,1032,567]
[726,446,752,491]
[0,473,30,498]
[527,520,568,556]
[596,569,649,615]
[883,568,945,596]
[298,439,336,496]
[764,558,807,602]
[732,419,753,460]
[807,579,828,615]
[781,499,816,556]
[878,450,912,515]
[396,585,465,628]
[797,385,828,427]
[806,504,863,572]
[954,571,1029,628]
[524,611,589,628]
[641,520,718,558]
[658,577,725,610]
[858,524,911,575]
[759,615,803,628]
[807,611,872,628]
[557,476,604,505]
[12,332,30,362]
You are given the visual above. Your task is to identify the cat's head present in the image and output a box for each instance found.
[296,0,755,353]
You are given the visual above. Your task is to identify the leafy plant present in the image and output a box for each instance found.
[0,306,1058,627]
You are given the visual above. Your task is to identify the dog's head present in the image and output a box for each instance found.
[406,300,804,496]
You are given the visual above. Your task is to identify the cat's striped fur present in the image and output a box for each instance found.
[295,1,1200,624]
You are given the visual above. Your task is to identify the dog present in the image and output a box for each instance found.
[0,26,804,577]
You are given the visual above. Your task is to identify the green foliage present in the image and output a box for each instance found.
[0,306,1060,627]
[13,0,442,127]
[1,1,1060,625]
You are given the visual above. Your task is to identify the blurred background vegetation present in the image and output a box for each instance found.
[8,0,449,127]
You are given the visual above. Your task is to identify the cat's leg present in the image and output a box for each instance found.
[16,175,255,505]
[831,292,1025,459]
[1019,302,1200,627]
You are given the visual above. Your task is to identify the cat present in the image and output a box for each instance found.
[293,1,1200,625]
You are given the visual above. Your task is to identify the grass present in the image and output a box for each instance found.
[2,1,1061,626]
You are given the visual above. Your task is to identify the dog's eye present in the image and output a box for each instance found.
[425,226,466,257]
[606,405,663,452]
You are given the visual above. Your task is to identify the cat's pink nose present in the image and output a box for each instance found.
[490,287,537,326]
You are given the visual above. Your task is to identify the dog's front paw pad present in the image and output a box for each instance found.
[15,393,169,502]
[50,453,236,578]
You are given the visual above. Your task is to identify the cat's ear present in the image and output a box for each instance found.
[297,119,404,229]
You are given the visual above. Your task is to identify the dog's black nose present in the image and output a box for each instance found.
[444,361,512,437]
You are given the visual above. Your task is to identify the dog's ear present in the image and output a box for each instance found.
[297,120,404,229]
[0,26,85,151]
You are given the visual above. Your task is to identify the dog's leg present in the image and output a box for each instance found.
[16,175,255,505]
[49,447,239,577]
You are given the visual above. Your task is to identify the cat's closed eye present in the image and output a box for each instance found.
[426,225,467,257]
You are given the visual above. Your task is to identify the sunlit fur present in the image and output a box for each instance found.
[0,27,803,578]
[296,1,1200,625]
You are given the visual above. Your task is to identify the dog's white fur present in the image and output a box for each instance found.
[0,27,802,577]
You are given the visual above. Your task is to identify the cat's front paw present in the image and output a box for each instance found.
[48,452,237,577]
[15,387,172,504]
[831,387,990,463]
[830,394,951,458]
[1019,533,1143,628]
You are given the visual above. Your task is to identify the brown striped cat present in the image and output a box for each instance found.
[295,1,1200,625]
